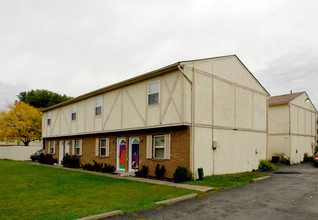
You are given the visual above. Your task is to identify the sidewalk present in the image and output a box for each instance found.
[32,163,214,192]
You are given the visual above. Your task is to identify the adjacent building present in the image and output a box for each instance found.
[41,55,269,178]
[268,92,317,164]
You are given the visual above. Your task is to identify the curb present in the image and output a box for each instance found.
[252,176,271,182]
[77,210,123,220]
[155,193,198,205]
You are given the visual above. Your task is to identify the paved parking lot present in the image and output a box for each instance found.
[111,163,318,220]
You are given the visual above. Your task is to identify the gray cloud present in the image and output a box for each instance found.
[0,0,317,110]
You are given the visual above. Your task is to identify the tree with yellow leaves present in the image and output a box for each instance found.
[0,102,42,146]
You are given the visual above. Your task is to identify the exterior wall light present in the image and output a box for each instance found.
[305,98,310,103]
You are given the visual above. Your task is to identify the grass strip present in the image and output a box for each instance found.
[185,172,269,191]
[0,160,195,219]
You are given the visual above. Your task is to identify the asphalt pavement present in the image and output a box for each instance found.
[110,162,318,220]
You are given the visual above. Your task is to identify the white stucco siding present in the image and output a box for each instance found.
[193,127,213,178]
[291,93,316,112]
[188,56,266,94]
[268,92,317,164]
[213,80,235,127]
[235,87,253,129]
[42,70,189,138]
[77,101,85,133]
[268,105,289,134]
[194,72,212,125]
[211,129,266,175]
[290,105,316,136]
[253,93,267,131]
[290,135,314,163]
[267,135,290,160]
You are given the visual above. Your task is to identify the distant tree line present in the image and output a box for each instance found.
[17,89,73,109]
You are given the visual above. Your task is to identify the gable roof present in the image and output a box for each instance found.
[42,54,268,112]
[269,92,305,106]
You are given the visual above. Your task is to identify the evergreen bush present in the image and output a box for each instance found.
[135,165,148,178]
[154,164,166,179]
[61,153,80,168]
[258,160,275,171]
[173,166,192,183]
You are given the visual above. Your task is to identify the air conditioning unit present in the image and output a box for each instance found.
[272,156,281,164]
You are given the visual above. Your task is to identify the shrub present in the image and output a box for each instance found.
[92,160,103,172]
[82,163,94,171]
[39,153,57,165]
[173,166,192,183]
[135,165,148,178]
[61,153,80,168]
[304,153,314,162]
[258,160,275,171]
[155,164,166,179]
[82,162,115,173]
[101,163,115,173]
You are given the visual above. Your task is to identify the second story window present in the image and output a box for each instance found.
[47,112,51,125]
[71,104,77,120]
[95,97,102,116]
[148,80,160,105]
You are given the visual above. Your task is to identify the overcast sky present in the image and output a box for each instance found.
[0,0,317,111]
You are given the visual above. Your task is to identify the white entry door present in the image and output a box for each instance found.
[59,140,64,164]
[65,140,70,155]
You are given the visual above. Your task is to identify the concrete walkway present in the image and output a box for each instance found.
[32,163,214,192]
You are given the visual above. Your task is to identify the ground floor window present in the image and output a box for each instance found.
[154,135,165,158]
[95,138,109,157]
[50,141,55,154]
[75,140,81,155]
[100,138,106,156]
[147,134,170,159]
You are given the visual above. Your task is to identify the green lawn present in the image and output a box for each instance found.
[185,172,269,191]
[0,160,196,220]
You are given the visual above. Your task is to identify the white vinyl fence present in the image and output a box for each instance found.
[0,146,42,161]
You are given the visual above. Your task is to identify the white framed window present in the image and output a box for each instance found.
[50,141,55,154]
[95,138,109,157]
[100,138,106,156]
[71,104,77,120]
[147,134,170,159]
[148,80,160,105]
[153,135,165,159]
[95,97,102,116]
[75,140,81,155]
[47,112,51,125]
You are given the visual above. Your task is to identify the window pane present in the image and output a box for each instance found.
[100,139,106,147]
[148,93,159,105]
[155,148,164,158]
[76,148,80,155]
[47,119,51,125]
[154,136,165,147]
[72,104,77,113]
[148,80,159,94]
[100,148,106,156]
[95,106,101,115]
[95,97,102,107]
[71,113,76,120]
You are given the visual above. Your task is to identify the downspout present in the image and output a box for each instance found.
[178,64,194,175]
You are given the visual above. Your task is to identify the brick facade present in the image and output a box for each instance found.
[44,126,190,179]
